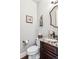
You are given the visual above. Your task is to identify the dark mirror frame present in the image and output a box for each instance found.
[49,5,58,28]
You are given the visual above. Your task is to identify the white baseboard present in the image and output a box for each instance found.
[20,51,27,58]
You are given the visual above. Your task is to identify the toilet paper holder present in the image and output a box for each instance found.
[22,40,29,46]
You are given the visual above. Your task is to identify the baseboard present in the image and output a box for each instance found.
[20,51,27,59]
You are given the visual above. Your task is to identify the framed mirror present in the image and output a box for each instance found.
[49,5,58,28]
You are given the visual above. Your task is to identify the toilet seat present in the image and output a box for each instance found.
[27,45,39,55]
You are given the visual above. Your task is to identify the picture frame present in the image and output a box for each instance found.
[26,15,33,23]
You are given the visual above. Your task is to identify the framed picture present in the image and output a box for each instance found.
[26,15,33,23]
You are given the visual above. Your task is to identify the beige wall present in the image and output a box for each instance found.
[20,0,37,53]
[37,0,58,38]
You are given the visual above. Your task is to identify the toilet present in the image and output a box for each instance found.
[27,39,40,59]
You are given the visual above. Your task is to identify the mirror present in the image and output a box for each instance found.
[49,5,58,28]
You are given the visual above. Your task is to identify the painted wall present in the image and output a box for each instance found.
[37,0,58,38]
[20,0,37,53]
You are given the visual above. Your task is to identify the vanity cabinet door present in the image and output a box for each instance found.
[44,52,57,59]
[40,48,57,59]
[40,51,46,59]
[40,41,58,59]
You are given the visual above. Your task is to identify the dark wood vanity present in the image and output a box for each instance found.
[40,41,58,59]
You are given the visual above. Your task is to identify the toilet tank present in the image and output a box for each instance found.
[36,38,40,47]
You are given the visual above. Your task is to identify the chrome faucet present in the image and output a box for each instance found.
[49,31,58,40]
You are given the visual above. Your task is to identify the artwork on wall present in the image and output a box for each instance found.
[26,15,33,23]
[40,15,43,26]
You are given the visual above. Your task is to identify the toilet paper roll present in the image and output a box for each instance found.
[25,40,29,44]
[23,40,29,46]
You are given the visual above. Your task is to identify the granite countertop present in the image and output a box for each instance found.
[39,38,58,47]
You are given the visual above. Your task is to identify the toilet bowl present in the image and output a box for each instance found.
[27,38,40,59]
[27,46,39,55]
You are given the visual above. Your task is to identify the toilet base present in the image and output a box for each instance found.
[28,53,40,59]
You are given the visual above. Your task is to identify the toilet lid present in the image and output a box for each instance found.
[27,46,39,52]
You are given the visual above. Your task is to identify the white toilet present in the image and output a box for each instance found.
[27,39,40,59]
